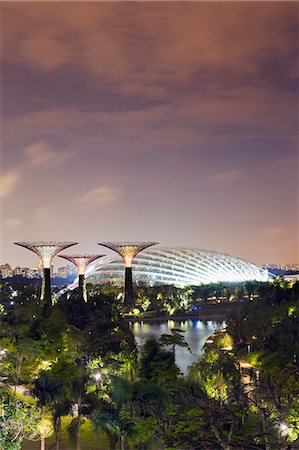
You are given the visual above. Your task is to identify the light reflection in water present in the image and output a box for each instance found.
[130,319,225,375]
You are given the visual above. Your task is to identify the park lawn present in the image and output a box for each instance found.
[22,416,109,450]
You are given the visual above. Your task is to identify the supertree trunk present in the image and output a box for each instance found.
[124,267,134,308]
[42,268,52,311]
[98,242,158,312]
[14,241,78,311]
[58,254,104,304]
[78,274,87,302]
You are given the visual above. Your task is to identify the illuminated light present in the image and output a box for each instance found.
[192,306,202,312]
[99,242,158,268]
[90,246,268,286]
[94,372,101,382]
[98,241,158,307]
[14,241,78,305]
[239,362,253,369]
[14,241,78,268]
[205,339,214,344]
[256,370,260,381]
[279,423,288,432]
[0,349,7,356]
[124,255,134,268]
[222,346,233,351]
[38,360,52,371]
[58,254,105,302]
[58,254,104,276]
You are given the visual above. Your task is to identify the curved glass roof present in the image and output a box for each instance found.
[88,246,269,286]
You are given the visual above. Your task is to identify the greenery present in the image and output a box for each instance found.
[0,278,298,449]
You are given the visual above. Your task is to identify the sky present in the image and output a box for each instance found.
[0,1,298,268]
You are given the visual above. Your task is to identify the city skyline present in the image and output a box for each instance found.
[1,2,298,267]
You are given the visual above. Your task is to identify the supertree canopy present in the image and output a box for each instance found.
[58,254,104,301]
[14,241,77,310]
[98,241,158,308]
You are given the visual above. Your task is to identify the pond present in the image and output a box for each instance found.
[130,319,226,375]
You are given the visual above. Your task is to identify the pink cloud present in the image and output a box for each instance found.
[209,169,241,183]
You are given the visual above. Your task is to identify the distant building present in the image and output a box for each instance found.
[13,266,28,277]
[27,268,40,279]
[0,264,13,278]
[263,264,299,272]
[0,263,77,280]
[56,266,68,278]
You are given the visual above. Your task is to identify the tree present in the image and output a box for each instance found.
[66,369,99,450]
[139,337,180,386]
[159,328,191,355]
[31,370,62,450]
[0,389,40,450]
[93,378,134,450]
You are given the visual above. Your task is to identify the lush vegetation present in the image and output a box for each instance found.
[0,278,298,449]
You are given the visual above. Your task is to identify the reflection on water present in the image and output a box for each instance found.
[130,319,225,375]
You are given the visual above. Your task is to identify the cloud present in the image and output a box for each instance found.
[0,170,20,199]
[20,36,74,71]
[209,169,241,183]
[4,217,23,228]
[2,2,296,99]
[35,205,51,221]
[261,226,286,237]
[24,141,73,166]
[0,141,75,201]
[3,79,295,150]
[78,185,122,205]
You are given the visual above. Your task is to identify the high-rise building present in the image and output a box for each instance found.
[0,264,13,278]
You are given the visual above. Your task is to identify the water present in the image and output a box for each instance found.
[130,319,226,375]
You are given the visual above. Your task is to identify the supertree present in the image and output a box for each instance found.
[98,241,158,308]
[14,241,77,310]
[58,254,104,302]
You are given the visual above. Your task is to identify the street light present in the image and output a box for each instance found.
[94,372,101,382]
[279,422,288,433]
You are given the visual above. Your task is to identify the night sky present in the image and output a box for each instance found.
[1,1,298,268]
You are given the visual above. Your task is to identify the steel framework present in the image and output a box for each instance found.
[58,254,104,301]
[98,241,158,308]
[14,241,77,310]
[90,246,269,286]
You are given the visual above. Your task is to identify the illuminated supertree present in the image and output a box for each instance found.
[98,241,158,308]
[58,254,104,302]
[14,241,77,309]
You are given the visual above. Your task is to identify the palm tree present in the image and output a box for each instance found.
[67,372,98,450]
[93,378,133,450]
[31,371,62,450]
[52,399,72,450]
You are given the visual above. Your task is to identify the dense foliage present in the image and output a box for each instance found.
[0,279,298,449]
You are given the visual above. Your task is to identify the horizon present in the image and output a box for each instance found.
[1,242,299,271]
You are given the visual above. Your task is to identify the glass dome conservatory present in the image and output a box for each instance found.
[88,246,268,287]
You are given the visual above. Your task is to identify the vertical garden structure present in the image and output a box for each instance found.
[14,241,77,309]
[58,254,104,301]
[98,242,158,308]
